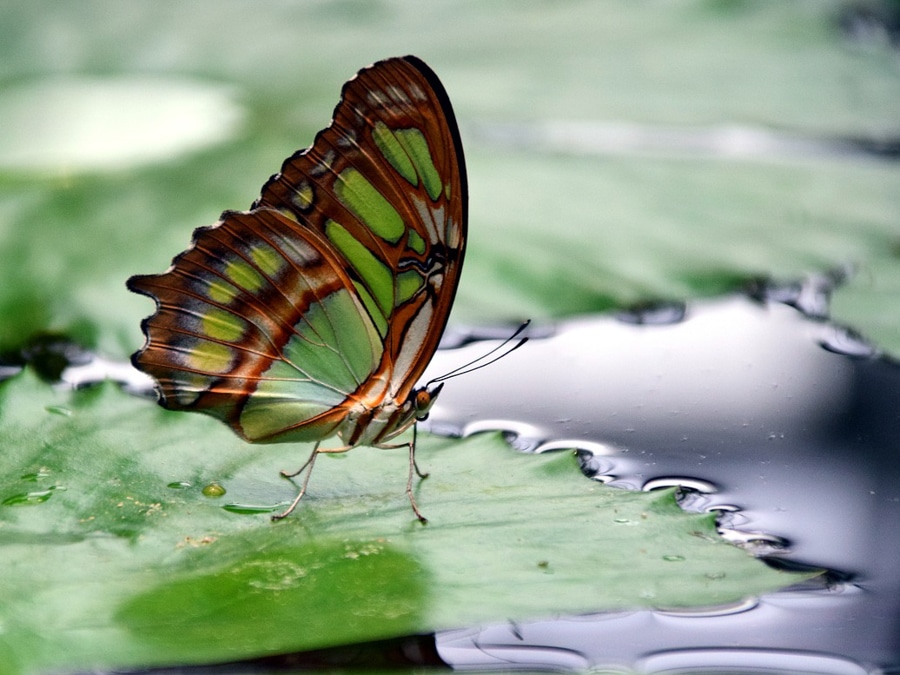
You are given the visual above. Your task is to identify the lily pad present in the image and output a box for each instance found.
[0,372,812,674]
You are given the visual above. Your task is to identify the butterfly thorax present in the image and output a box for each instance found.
[336,381,442,449]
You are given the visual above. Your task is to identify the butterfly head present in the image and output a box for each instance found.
[412,382,443,421]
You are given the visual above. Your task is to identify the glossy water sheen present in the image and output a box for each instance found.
[422,292,900,672]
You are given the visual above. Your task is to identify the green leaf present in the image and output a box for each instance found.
[0,373,812,674]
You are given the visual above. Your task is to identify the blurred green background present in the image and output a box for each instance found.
[0,3,897,671]
[0,0,898,356]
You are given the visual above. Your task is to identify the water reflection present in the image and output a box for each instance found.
[423,292,900,671]
[428,296,856,448]
[439,589,873,674]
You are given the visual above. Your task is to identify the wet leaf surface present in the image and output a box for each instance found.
[0,373,810,673]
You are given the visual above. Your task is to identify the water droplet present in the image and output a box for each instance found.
[818,324,878,359]
[707,503,741,513]
[20,469,51,482]
[2,486,63,506]
[201,482,226,498]
[656,596,758,618]
[167,481,192,489]
[718,528,788,554]
[642,477,717,493]
[572,446,615,479]
[537,439,617,457]
[616,301,686,325]
[44,405,72,417]
[751,268,851,316]
[662,555,686,562]
[222,502,280,515]
[460,420,543,451]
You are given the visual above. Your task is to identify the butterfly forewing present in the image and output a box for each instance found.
[128,56,466,445]
[255,56,467,405]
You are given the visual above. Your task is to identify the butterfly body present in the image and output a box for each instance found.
[128,56,466,520]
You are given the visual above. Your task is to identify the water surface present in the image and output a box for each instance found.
[423,289,899,672]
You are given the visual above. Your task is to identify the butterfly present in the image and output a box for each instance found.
[127,56,467,522]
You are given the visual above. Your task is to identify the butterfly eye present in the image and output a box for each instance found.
[414,389,432,417]
[414,381,444,419]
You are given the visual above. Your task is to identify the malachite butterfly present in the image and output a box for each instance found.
[127,56,466,522]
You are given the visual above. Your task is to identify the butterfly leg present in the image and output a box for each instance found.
[406,430,428,524]
[383,426,429,522]
[272,443,320,521]
[279,445,318,478]
[411,423,429,479]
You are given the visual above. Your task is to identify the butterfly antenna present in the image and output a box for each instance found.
[429,320,530,385]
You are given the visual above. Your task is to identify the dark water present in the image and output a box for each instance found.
[418,287,900,673]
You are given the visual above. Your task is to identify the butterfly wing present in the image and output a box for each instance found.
[255,55,467,407]
[128,56,466,444]
[128,209,385,442]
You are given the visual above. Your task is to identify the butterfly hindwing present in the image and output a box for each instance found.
[128,208,385,442]
[128,56,467,446]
